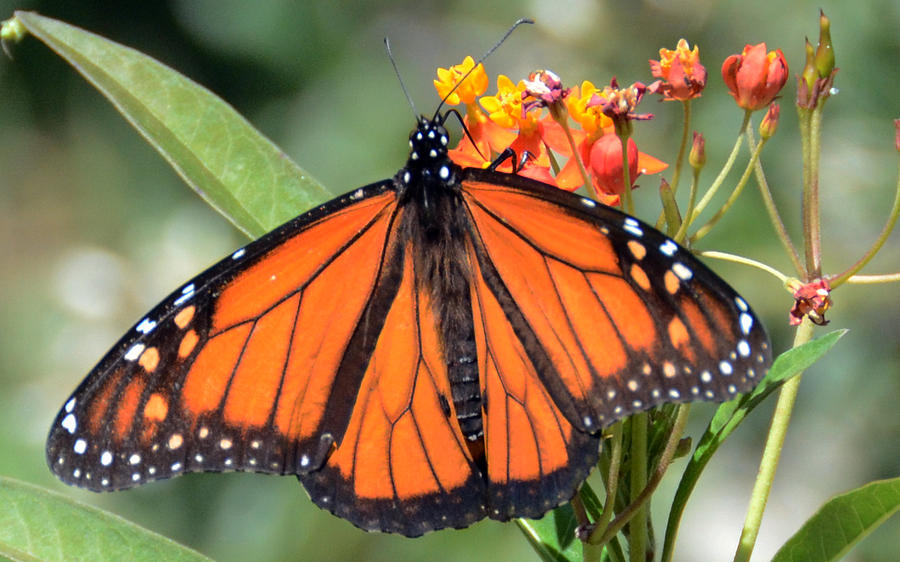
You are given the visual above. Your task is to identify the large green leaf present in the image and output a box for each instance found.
[13,11,330,238]
[0,476,210,562]
[772,477,900,561]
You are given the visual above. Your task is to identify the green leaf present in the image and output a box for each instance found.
[661,329,847,561]
[0,476,210,561]
[517,507,581,562]
[13,11,330,238]
[772,477,900,562]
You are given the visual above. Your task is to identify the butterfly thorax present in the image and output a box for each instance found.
[395,116,484,447]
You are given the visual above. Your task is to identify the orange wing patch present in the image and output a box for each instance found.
[470,267,573,484]
[223,293,300,428]
[463,180,620,273]
[214,193,396,331]
[326,244,474,501]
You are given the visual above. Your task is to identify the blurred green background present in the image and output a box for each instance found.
[1,1,898,560]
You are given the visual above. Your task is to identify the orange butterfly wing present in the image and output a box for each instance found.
[47,184,407,485]
[457,169,770,517]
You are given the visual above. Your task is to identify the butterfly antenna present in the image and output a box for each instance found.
[385,37,419,119]
[432,17,534,121]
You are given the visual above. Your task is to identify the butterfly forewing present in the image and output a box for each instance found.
[46,181,399,491]
[461,170,770,426]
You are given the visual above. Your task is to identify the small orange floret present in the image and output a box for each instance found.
[650,38,707,101]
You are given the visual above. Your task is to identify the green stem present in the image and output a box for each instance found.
[845,273,900,284]
[620,134,635,215]
[745,127,806,276]
[673,168,700,244]
[805,104,825,277]
[628,413,648,561]
[559,117,597,199]
[830,157,900,287]
[689,135,767,243]
[594,423,624,535]
[698,250,788,283]
[657,101,693,230]
[733,320,815,562]
[592,406,691,549]
[689,111,751,222]
[670,100,692,195]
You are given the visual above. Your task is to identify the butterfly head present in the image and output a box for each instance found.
[398,116,458,194]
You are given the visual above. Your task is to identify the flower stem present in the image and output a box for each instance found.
[689,135,767,243]
[734,319,815,562]
[559,117,597,199]
[745,127,806,276]
[698,250,788,283]
[689,111,751,221]
[829,156,900,287]
[671,100,692,195]
[673,168,700,244]
[656,100,693,230]
[620,134,635,215]
[804,104,825,277]
[846,273,900,284]
[591,406,691,548]
[628,413,648,561]
[594,423,623,535]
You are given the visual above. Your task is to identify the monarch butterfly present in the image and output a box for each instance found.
[46,55,771,539]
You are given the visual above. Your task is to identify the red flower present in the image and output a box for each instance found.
[788,278,832,326]
[650,39,707,101]
[721,43,789,111]
[589,134,639,201]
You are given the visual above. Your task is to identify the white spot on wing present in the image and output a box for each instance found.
[65,398,76,413]
[581,197,596,208]
[136,317,157,334]
[672,262,693,281]
[740,313,754,335]
[124,343,145,362]
[100,451,113,466]
[737,340,751,357]
[61,413,77,434]
[231,248,246,260]
[73,439,87,454]
[735,297,749,311]
[660,239,678,257]
[173,283,196,306]
[624,217,644,238]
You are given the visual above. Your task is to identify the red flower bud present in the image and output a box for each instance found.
[759,103,780,139]
[689,131,706,169]
[721,43,789,111]
[589,134,639,197]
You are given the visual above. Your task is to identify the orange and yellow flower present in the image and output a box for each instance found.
[650,39,707,101]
